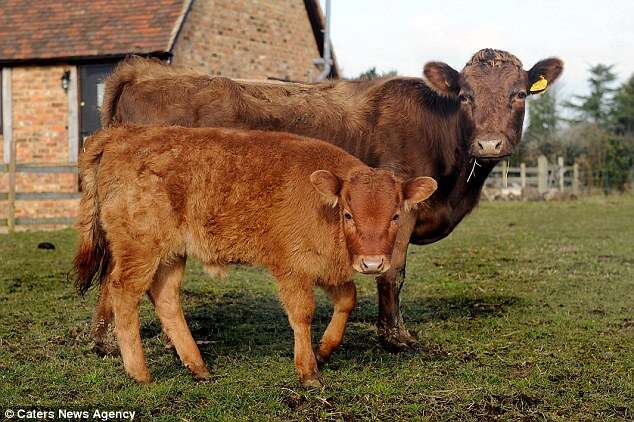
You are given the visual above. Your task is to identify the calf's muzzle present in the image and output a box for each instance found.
[354,255,390,275]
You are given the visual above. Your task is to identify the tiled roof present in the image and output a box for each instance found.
[0,0,189,62]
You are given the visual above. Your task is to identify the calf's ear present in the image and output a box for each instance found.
[310,170,342,207]
[423,62,460,96]
[527,58,563,95]
[403,176,437,211]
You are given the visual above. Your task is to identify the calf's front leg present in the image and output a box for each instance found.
[315,281,356,365]
[277,276,321,388]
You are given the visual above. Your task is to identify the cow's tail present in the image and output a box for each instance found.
[100,56,145,127]
[73,134,110,295]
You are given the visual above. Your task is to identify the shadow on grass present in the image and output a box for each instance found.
[140,289,524,360]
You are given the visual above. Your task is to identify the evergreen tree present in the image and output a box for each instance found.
[564,64,618,126]
[612,74,634,135]
[357,67,397,80]
[521,89,561,163]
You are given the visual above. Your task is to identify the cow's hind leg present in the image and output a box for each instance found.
[278,276,321,388]
[315,281,356,365]
[111,261,157,383]
[148,256,210,380]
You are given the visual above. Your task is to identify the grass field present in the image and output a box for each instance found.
[1,196,633,421]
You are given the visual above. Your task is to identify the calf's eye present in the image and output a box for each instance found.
[392,213,400,221]
[344,211,353,221]
[516,91,527,100]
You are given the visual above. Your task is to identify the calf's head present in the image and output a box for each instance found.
[424,48,563,159]
[311,168,437,275]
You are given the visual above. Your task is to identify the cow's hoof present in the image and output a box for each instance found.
[301,377,323,389]
[378,328,419,352]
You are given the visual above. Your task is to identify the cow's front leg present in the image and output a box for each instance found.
[376,212,418,351]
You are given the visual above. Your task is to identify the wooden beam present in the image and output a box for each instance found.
[3,68,15,232]
[68,66,79,163]
[2,68,11,165]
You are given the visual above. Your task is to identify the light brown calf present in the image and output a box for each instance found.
[74,126,437,386]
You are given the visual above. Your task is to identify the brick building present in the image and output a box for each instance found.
[0,0,337,230]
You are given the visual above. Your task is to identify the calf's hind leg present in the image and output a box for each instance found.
[91,279,116,356]
[110,262,157,384]
[315,281,357,365]
[277,276,320,388]
[148,256,210,380]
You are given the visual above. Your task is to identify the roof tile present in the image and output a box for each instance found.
[0,0,187,61]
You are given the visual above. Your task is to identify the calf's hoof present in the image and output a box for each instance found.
[377,327,419,352]
[92,341,119,357]
[190,365,211,381]
[130,372,153,384]
[161,332,174,350]
[313,346,329,368]
[301,376,323,389]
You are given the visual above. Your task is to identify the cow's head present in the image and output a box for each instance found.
[311,168,437,275]
[424,49,563,159]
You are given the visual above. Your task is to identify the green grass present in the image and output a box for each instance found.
[1,196,633,421]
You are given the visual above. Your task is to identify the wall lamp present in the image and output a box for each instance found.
[61,70,70,92]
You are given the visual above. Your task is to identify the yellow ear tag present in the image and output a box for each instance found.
[530,75,548,92]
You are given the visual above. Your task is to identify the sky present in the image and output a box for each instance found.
[319,0,634,100]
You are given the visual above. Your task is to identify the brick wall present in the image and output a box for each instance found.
[1,65,79,228]
[172,0,320,81]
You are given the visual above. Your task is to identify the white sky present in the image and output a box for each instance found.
[320,0,634,99]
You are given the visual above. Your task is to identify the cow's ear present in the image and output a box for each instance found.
[403,176,437,211]
[527,58,563,95]
[423,62,460,96]
[310,170,341,207]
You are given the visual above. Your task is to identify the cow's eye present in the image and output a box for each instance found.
[392,213,400,221]
[515,91,527,100]
[344,211,353,221]
[458,93,472,103]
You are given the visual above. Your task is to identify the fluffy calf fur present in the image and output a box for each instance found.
[74,125,435,386]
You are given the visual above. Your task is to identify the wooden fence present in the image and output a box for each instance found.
[485,155,580,195]
[0,162,79,232]
[1,155,582,232]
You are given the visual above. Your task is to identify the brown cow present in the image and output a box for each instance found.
[98,49,563,351]
[73,125,437,386]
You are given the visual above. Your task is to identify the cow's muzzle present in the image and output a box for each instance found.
[472,136,512,159]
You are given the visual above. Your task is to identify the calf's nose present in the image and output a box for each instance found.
[477,139,503,156]
[360,256,385,273]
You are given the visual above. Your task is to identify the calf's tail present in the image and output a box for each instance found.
[73,134,110,295]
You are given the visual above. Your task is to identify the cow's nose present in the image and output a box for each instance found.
[477,139,503,156]
[360,256,385,273]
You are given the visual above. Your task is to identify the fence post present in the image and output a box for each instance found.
[537,155,548,194]
[572,162,580,196]
[558,156,565,192]
[520,162,526,189]
[501,160,508,188]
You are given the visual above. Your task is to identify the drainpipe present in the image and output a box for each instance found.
[313,0,332,81]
